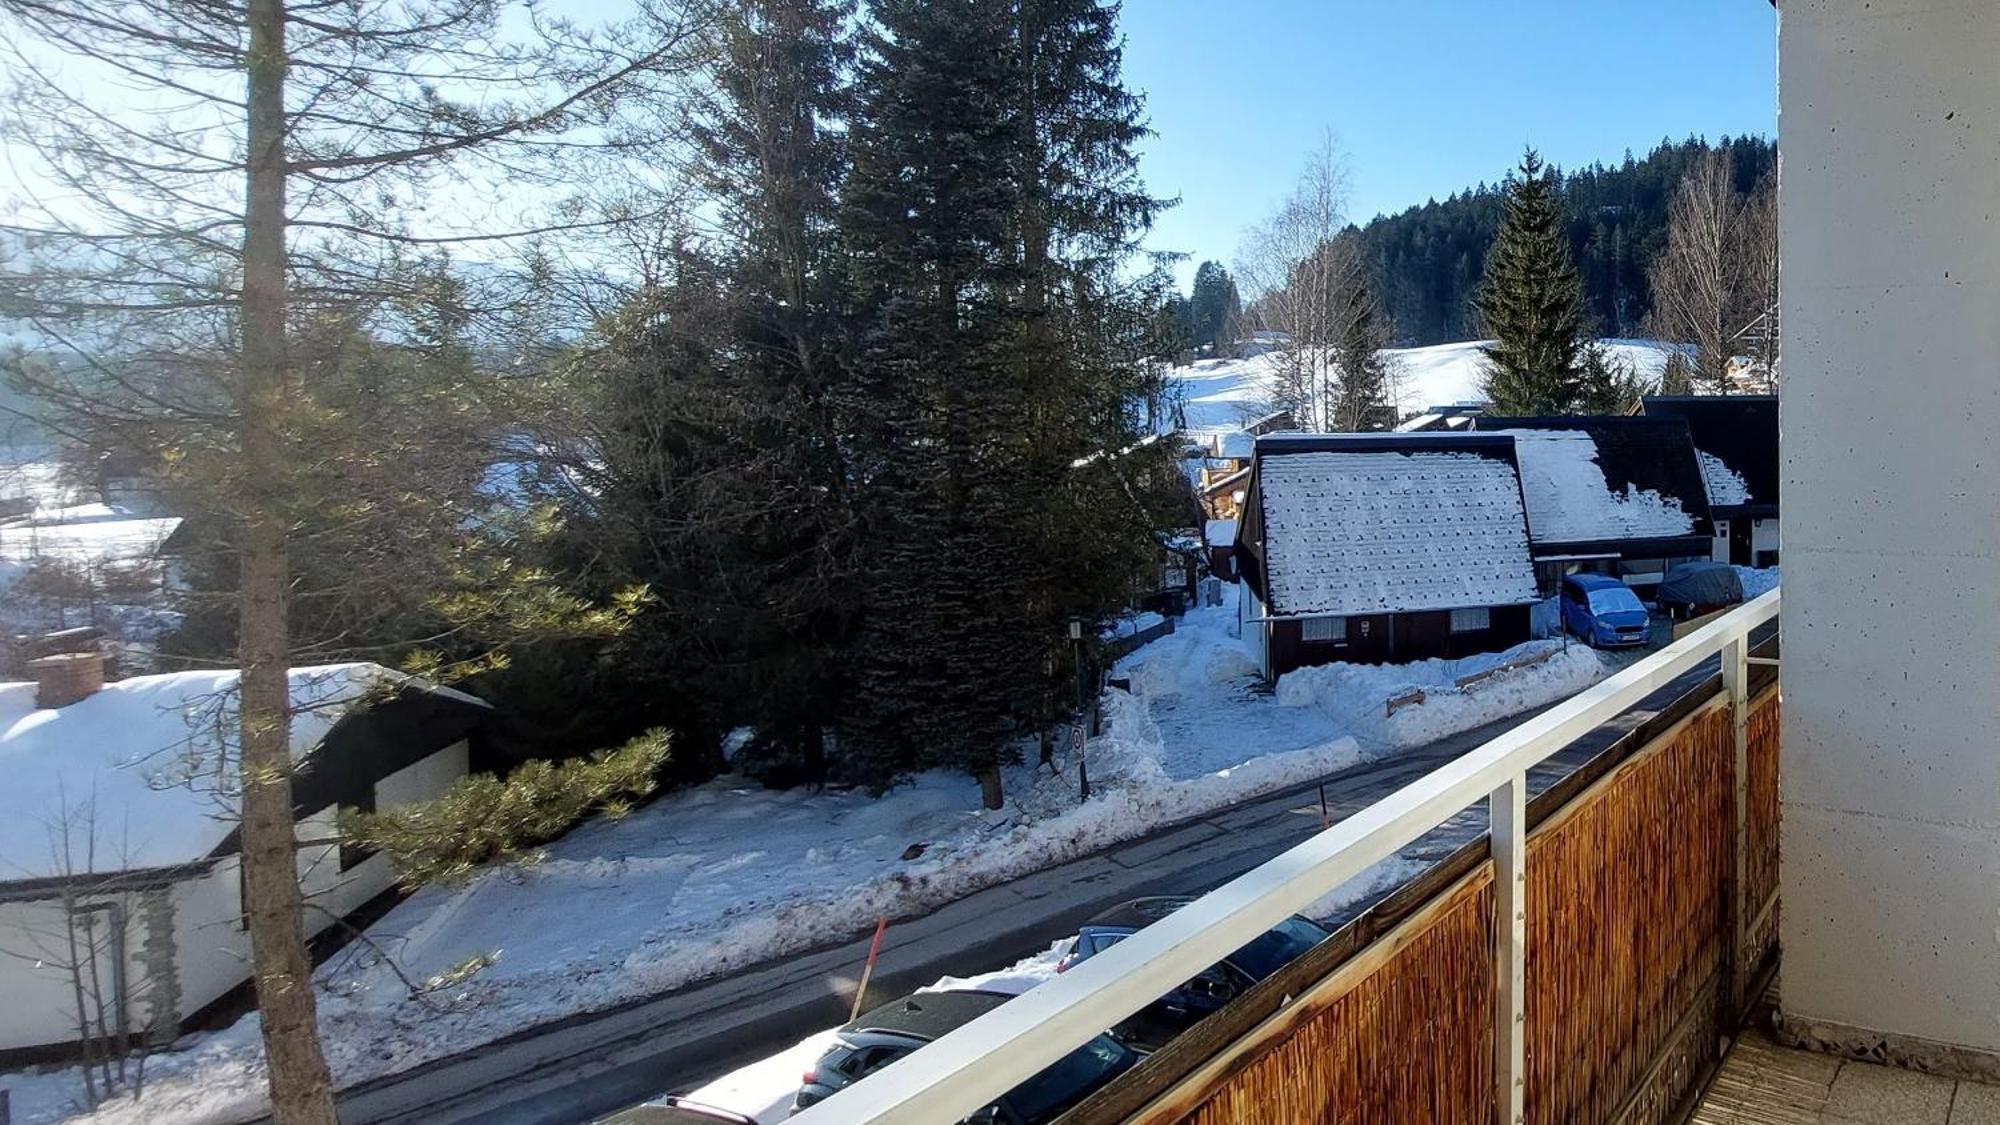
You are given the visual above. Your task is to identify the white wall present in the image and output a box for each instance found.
[0,739,471,1053]
[1780,0,2000,1057]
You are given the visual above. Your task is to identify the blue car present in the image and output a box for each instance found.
[1560,574,1652,648]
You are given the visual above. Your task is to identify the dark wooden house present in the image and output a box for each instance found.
[1234,433,1540,681]
[1474,416,1715,592]
[1642,395,1780,567]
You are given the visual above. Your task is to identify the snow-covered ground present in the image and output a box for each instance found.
[0,451,181,648]
[1167,338,1681,439]
[3,586,1619,1124]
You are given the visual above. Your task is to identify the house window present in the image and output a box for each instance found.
[1301,615,1345,643]
[1449,607,1491,634]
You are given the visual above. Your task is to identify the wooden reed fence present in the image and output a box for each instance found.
[1075,677,1781,1125]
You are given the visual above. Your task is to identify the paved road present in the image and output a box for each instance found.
[319,650,1730,1125]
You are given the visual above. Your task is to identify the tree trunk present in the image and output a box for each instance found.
[977,766,1004,811]
[241,3,338,1122]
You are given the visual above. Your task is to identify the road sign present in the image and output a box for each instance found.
[1069,724,1085,753]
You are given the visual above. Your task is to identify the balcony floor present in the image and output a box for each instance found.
[1693,1026,2000,1124]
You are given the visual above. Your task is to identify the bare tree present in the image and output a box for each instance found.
[1647,151,1778,392]
[1237,132,1358,430]
[1733,173,1780,388]
[0,3,708,1121]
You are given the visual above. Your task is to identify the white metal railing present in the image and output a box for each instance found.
[790,590,1780,1125]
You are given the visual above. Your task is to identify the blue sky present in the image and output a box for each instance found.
[1121,1,1778,288]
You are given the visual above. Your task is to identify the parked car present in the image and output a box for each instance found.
[1560,574,1652,648]
[1655,561,1746,620]
[1056,896,1331,1050]
[597,1096,758,1124]
[791,989,1139,1122]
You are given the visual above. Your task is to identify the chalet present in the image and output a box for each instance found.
[1395,404,1483,433]
[0,653,485,1061]
[1234,433,1540,681]
[1643,395,1779,567]
[1474,416,1715,592]
[1204,518,1237,581]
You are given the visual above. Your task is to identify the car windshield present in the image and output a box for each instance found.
[1003,1034,1137,1123]
[1226,916,1326,980]
[1586,586,1645,616]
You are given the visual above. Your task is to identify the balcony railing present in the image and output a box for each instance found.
[789,590,1782,1125]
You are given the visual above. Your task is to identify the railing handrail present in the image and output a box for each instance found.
[790,590,1780,1125]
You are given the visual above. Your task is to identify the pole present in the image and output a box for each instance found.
[1070,618,1090,801]
[849,916,890,1022]
[1318,782,1330,829]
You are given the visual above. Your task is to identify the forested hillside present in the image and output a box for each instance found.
[1354,135,1776,344]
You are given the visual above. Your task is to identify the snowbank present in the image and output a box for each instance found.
[1273,640,1611,751]
[1734,565,1779,600]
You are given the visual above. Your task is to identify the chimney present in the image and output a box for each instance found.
[27,651,107,709]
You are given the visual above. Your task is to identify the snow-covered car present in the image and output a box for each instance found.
[1560,574,1652,648]
[790,989,1139,1122]
[597,1095,758,1123]
[1655,561,1745,620]
[1056,896,1330,1050]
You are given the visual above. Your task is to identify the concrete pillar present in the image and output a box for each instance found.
[1779,0,2000,1070]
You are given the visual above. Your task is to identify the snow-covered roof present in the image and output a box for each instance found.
[1697,449,1752,507]
[1205,519,1238,548]
[1500,430,1697,545]
[0,664,477,882]
[1255,447,1538,617]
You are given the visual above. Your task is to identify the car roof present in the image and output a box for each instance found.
[1083,895,1195,930]
[597,1098,757,1125]
[842,989,1014,1041]
[1664,560,1731,575]
[1566,573,1629,591]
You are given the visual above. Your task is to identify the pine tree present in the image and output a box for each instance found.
[1189,261,1241,352]
[1575,341,1650,414]
[680,0,859,776]
[840,0,1039,802]
[1477,149,1592,415]
[839,0,1162,806]
[1329,270,1393,431]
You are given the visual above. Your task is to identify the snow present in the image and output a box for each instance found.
[1697,449,1753,508]
[1501,429,1696,543]
[1734,565,1779,600]
[1273,640,1611,750]
[11,588,1622,1123]
[1256,449,1538,616]
[0,453,182,647]
[1204,519,1237,549]
[1103,610,1165,640]
[1165,339,1680,441]
[0,664,406,880]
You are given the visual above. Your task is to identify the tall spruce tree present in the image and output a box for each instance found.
[1477,149,1592,414]
[840,0,1040,801]
[683,0,858,774]
[840,0,1162,806]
